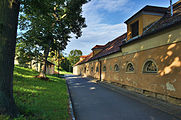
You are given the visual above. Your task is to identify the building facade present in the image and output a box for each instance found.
[15,58,55,75]
[73,1,181,105]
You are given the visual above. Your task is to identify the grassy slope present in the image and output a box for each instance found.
[59,71,72,75]
[0,66,69,120]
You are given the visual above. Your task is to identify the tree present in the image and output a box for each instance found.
[0,0,20,116]
[60,57,72,72]
[69,49,83,67]
[18,0,88,78]
[0,0,89,116]
[15,38,41,67]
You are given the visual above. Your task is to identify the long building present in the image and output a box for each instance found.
[73,1,181,105]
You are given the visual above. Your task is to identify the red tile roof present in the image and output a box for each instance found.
[80,55,88,58]
[75,1,181,66]
[143,1,181,35]
[89,33,127,61]
[75,33,126,65]
[91,45,105,50]
[75,52,93,65]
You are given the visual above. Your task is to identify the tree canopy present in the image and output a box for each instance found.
[0,0,89,117]
[69,49,83,66]
[17,0,89,77]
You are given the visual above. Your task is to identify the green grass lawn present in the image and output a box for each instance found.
[59,71,72,75]
[55,69,72,75]
[0,66,70,120]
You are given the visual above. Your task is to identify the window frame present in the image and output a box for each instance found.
[103,65,106,72]
[142,59,158,74]
[114,64,120,72]
[126,62,135,73]
[131,20,139,38]
[84,67,87,73]
[91,67,94,72]
[96,66,99,72]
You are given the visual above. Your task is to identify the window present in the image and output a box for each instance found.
[131,21,139,38]
[84,67,86,73]
[114,64,120,72]
[126,62,135,73]
[143,60,158,73]
[96,66,99,72]
[91,67,93,72]
[103,66,106,72]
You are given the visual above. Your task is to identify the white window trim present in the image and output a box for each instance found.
[142,59,158,74]
[96,66,99,72]
[114,64,120,72]
[103,65,106,72]
[126,62,135,73]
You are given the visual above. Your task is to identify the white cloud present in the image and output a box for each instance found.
[65,23,126,55]
[64,0,127,55]
[95,0,129,12]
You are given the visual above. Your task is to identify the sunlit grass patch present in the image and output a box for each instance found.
[59,71,72,75]
[0,66,69,120]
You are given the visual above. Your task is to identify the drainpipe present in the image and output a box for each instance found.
[99,59,102,81]
[170,0,173,16]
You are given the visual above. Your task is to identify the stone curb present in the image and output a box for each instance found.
[97,81,181,120]
[66,80,76,120]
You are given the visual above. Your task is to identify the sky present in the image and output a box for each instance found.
[63,0,179,55]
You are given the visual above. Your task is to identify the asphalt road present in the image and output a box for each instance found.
[66,75,179,120]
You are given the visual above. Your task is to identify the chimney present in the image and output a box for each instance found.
[170,0,173,16]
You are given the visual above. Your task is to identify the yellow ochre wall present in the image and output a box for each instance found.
[74,24,181,100]
[100,41,181,99]
[142,14,162,29]
[93,49,102,57]
[127,14,162,40]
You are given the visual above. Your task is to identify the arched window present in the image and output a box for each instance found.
[143,60,158,73]
[91,67,93,72]
[84,67,86,73]
[103,66,106,72]
[126,62,134,73]
[96,66,99,72]
[114,64,120,72]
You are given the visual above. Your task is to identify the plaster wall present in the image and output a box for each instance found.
[100,41,181,98]
[127,14,163,40]
[73,65,81,75]
[74,25,181,99]
[93,49,102,56]
[142,14,162,29]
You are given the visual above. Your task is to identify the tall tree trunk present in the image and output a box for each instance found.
[39,47,50,78]
[0,0,20,117]
[39,36,52,78]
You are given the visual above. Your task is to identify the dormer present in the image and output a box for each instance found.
[125,5,167,41]
[91,45,105,57]
[79,56,87,61]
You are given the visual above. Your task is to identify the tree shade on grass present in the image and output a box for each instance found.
[0,66,69,120]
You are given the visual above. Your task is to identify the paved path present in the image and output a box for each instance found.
[66,75,179,120]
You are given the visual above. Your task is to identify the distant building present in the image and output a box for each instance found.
[73,1,181,105]
[30,60,55,75]
[15,58,55,75]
